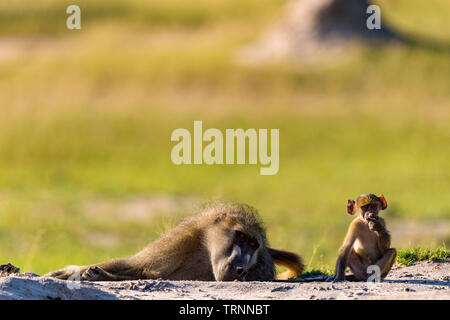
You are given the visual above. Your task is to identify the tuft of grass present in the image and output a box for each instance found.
[296,269,332,279]
[397,246,449,266]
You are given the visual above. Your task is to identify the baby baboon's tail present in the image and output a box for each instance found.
[268,247,304,280]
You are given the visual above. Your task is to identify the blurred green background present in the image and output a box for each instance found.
[0,0,449,275]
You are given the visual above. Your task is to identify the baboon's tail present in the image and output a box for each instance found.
[268,247,304,280]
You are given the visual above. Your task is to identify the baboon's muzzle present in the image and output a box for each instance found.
[219,261,248,281]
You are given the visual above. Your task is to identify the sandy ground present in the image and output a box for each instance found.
[0,260,448,300]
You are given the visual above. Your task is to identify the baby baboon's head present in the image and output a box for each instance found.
[347,193,388,222]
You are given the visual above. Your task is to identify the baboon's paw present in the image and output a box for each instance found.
[81,266,105,281]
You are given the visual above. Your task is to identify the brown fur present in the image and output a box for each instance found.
[333,194,396,282]
[45,203,303,281]
[269,248,304,280]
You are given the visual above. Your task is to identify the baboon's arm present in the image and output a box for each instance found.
[45,258,143,281]
[334,222,358,281]
[81,265,139,281]
[370,217,391,252]
[130,226,203,279]
[92,257,145,280]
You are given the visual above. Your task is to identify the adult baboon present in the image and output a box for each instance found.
[45,204,303,281]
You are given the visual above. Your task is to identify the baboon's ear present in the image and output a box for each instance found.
[347,200,355,215]
[379,194,387,210]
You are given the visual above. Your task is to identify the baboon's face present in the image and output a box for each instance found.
[209,227,260,281]
[359,202,380,222]
[348,194,387,222]
[355,195,382,222]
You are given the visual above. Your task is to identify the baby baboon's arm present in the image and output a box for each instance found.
[369,217,391,252]
[334,221,359,281]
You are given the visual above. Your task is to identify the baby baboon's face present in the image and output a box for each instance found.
[209,227,260,281]
[359,202,380,222]
[347,193,387,222]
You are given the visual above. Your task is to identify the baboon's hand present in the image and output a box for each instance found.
[368,220,384,232]
[81,266,111,281]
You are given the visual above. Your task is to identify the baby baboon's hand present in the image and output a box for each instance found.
[368,220,384,232]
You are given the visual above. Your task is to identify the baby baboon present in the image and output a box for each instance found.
[45,204,303,281]
[331,193,396,282]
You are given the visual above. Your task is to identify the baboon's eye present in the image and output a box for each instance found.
[235,230,246,240]
[236,231,245,239]
[249,241,259,250]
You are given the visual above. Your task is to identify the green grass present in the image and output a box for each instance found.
[0,0,286,36]
[0,0,448,274]
[397,247,449,266]
[296,270,332,279]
